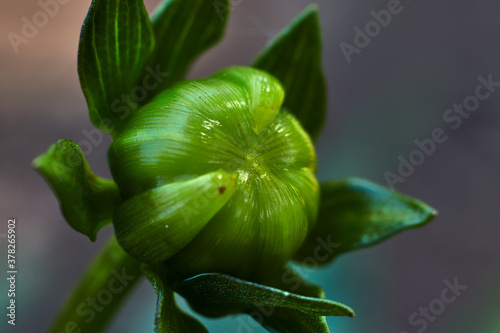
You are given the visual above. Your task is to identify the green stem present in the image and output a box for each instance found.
[48,236,143,333]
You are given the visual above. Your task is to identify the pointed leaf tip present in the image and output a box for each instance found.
[253,5,326,141]
[174,273,354,318]
[258,266,353,332]
[295,178,437,265]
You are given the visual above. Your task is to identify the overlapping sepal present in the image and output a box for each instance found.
[113,170,238,264]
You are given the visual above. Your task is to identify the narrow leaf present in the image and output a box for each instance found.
[265,267,326,300]
[294,178,437,265]
[113,170,238,264]
[33,139,121,241]
[174,273,354,318]
[142,264,208,333]
[78,0,155,136]
[259,311,331,333]
[145,0,231,99]
[253,5,326,141]
[258,267,338,333]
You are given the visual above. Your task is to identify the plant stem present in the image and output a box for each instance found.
[48,235,143,333]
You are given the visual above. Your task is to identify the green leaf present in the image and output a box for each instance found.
[78,0,155,136]
[142,264,208,333]
[113,170,238,264]
[145,0,231,99]
[33,139,121,241]
[258,267,338,333]
[260,312,331,333]
[265,267,325,298]
[253,5,326,141]
[173,273,354,319]
[294,178,437,265]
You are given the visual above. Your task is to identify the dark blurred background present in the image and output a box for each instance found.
[1,0,500,332]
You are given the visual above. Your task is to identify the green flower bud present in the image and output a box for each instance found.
[110,67,319,281]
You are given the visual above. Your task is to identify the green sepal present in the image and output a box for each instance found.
[33,139,121,241]
[78,0,155,136]
[145,0,231,100]
[113,170,238,264]
[253,5,326,141]
[173,273,354,319]
[294,178,437,265]
[142,264,208,333]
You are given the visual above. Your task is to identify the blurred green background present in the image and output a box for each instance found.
[1,0,500,332]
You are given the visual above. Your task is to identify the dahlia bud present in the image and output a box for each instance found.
[109,67,319,281]
[33,2,440,332]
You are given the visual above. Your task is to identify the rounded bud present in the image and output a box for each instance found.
[110,67,319,281]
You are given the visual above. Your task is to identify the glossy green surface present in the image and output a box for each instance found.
[114,170,237,264]
[109,67,319,280]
